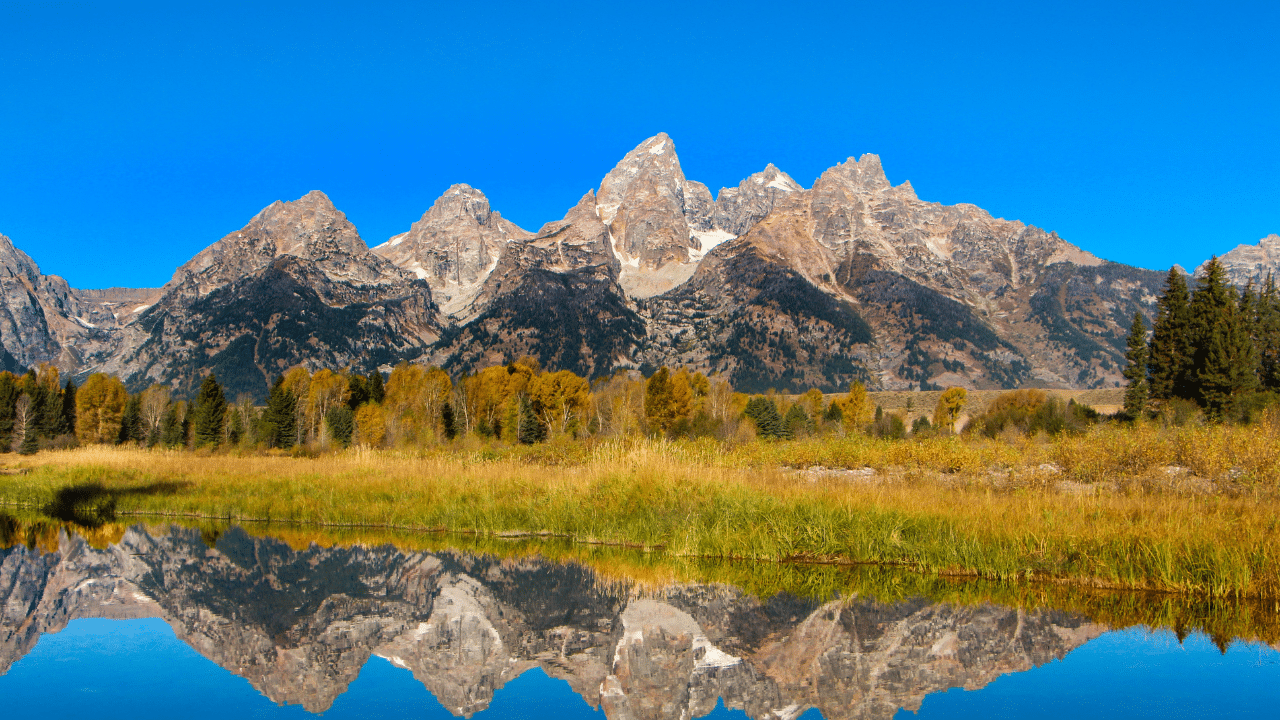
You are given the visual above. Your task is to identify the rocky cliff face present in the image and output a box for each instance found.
[373,184,533,319]
[0,134,1212,394]
[1,524,1105,719]
[1202,234,1280,286]
[93,192,441,399]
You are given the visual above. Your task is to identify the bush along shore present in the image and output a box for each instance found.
[2,257,1280,599]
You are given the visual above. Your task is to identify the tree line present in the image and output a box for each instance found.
[1123,257,1280,421]
[6,356,984,453]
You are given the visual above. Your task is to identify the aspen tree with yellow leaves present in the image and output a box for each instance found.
[76,373,127,444]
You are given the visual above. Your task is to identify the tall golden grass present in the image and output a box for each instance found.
[2,422,1278,599]
[4,511,1277,647]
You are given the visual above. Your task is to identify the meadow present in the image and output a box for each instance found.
[2,417,1279,601]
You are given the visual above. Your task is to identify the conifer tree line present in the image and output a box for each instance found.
[0,365,76,454]
[15,355,973,452]
[1124,257,1280,420]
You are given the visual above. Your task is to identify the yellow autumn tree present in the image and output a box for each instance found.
[589,371,645,436]
[528,369,591,435]
[306,369,351,444]
[934,386,968,434]
[281,366,312,446]
[801,388,825,417]
[353,403,386,447]
[840,382,871,432]
[76,373,127,444]
[464,365,519,437]
[669,369,695,421]
[384,363,453,444]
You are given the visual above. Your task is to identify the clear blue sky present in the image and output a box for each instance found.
[1,0,1276,289]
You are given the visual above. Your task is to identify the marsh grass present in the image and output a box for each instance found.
[2,426,1279,600]
[3,511,1276,647]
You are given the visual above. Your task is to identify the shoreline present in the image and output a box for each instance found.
[2,437,1277,602]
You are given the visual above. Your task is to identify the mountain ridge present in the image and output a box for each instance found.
[0,134,1256,398]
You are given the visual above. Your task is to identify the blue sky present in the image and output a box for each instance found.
[1,0,1276,289]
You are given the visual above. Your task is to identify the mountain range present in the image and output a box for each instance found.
[1,134,1270,399]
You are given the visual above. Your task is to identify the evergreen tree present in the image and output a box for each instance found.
[38,384,62,438]
[347,374,370,409]
[17,406,38,455]
[160,403,184,447]
[823,401,843,424]
[227,407,244,446]
[192,374,227,447]
[368,371,385,404]
[1191,258,1258,417]
[782,404,809,439]
[1148,268,1194,401]
[1256,275,1280,390]
[264,376,297,449]
[744,396,783,439]
[441,401,457,440]
[119,394,144,444]
[516,396,545,444]
[325,405,354,447]
[1122,312,1150,419]
[0,374,19,452]
[28,386,48,441]
[60,380,77,437]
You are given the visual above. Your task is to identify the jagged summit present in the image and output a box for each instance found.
[165,190,403,301]
[373,183,530,316]
[0,134,1217,395]
[1202,233,1280,285]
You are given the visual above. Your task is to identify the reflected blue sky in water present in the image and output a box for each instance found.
[900,628,1280,719]
[1,618,1276,719]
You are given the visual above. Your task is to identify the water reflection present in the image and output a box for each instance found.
[0,523,1275,718]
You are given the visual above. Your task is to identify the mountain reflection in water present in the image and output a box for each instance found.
[0,524,1272,718]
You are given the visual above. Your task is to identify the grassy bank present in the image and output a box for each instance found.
[5,511,1278,648]
[2,424,1279,600]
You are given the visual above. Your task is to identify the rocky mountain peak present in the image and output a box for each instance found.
[1205,233,1280,285]
[824,153,891,191]
[710,164,805,236]
[373,184,531,317]
[166,190,394,301]
[746,163,803,193]
[595,133,703,296]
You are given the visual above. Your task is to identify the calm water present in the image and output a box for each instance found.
[1,523,1277,719]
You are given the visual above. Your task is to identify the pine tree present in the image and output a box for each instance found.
[227,407,244,446]
[1256,275,1280,390]
[368,371,385,405]
[264,376,297,449]
[0,374,19,452]
[517,396,545,444]
[1148,268,1194,401]
[347,374,370,409]
[1192,259,1258,417]
[17,406,38,455]
[60,380,77,437]
[441,401,457,440]
[192,374,226,447]
[782,404,809,439]
[1122,312,1149,419]
[744,396,783,439]
[119,394,143,444]
[160,403,184,447]
[325,405,354,447]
